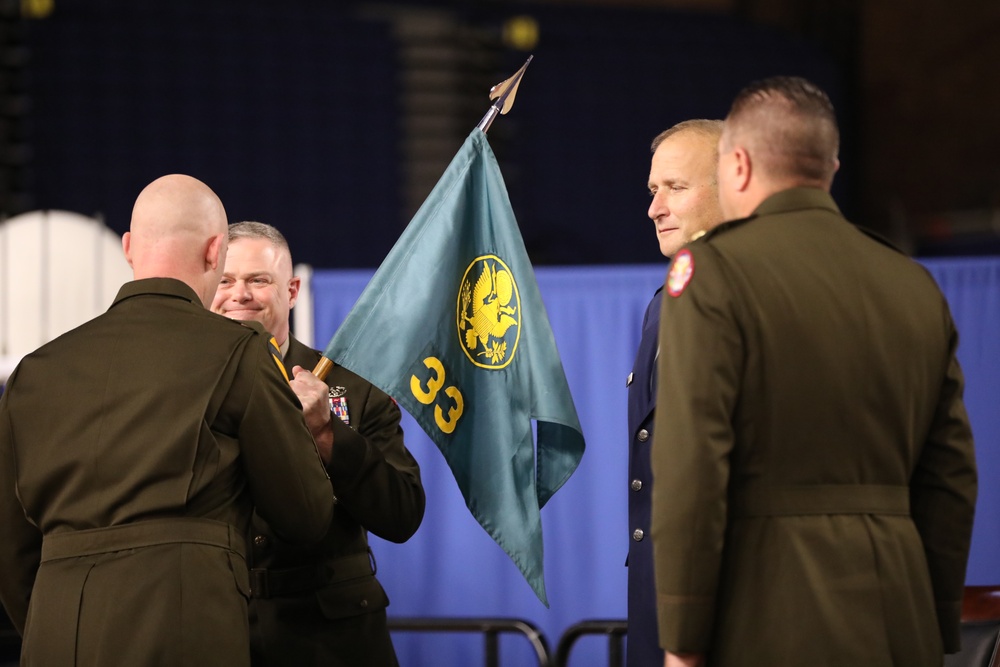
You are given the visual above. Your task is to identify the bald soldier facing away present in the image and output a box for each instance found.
[0,175,335,667]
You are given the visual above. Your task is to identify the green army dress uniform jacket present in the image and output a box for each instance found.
[651,188,977,666]
[0,278,335,667]
[248,335,425,667]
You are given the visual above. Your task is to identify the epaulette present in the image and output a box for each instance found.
[696,214,756,243]
[237,319,267,335]
[235,320,290,381]
[856,224,907,255]
[666,215,756,298]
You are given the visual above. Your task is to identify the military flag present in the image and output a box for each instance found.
[321,127,585,605]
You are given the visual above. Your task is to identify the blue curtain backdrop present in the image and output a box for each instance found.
[311,258,1000,666]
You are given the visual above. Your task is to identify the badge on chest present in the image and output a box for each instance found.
[329,385,350,425]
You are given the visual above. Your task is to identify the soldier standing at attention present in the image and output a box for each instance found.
[627,119,724,666]
[651,77,977,667]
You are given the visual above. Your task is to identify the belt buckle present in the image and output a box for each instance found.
[249,568,269,599]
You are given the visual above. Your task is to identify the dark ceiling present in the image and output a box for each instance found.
[3,0,998,259]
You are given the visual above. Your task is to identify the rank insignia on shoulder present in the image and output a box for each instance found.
[329,389,350,426]
[667,248,694,297]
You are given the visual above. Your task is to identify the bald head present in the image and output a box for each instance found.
[123,174,229,307]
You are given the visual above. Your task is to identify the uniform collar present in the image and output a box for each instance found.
[752,186,841,219]
[111,278,202,308]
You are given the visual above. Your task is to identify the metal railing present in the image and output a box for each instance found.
[388,616,551,667]
[554,619,628,667]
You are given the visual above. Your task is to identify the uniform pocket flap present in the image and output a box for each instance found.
[315,574,388,620]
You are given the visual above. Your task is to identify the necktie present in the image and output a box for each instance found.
[268,336,290,382]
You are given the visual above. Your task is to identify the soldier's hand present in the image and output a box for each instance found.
[290,365,334,464]
[664,653,704,667]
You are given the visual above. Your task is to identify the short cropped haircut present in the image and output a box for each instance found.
[228,221,291,255]
[650,119,724,154]
[724,76,839,185]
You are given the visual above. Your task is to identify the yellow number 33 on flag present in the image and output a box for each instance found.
[410,357,465,434]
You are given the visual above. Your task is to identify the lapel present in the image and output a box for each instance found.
[284,335,322,371]
[628,289,662,429]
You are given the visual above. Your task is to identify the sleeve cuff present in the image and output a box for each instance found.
[327,417,368,490]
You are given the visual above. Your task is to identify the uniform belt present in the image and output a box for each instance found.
[40,517,246,562]
[730,484,910,517]
[250,550,376,599]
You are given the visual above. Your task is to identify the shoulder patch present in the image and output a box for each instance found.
[666,249,694,297]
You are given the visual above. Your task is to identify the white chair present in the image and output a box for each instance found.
[0,210,132,383]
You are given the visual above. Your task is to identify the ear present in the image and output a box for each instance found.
[733,147,752,192]
[287,275,302,310]
[122,231,134,268]
[205,233,224,271]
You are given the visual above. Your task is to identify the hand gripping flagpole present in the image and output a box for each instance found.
[311,55,534,381]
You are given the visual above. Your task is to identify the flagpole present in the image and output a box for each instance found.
[311,55,534,381]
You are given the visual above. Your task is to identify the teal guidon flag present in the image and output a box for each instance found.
[323,129,585,605]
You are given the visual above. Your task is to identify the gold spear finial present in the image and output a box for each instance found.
[476,56,534,133]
